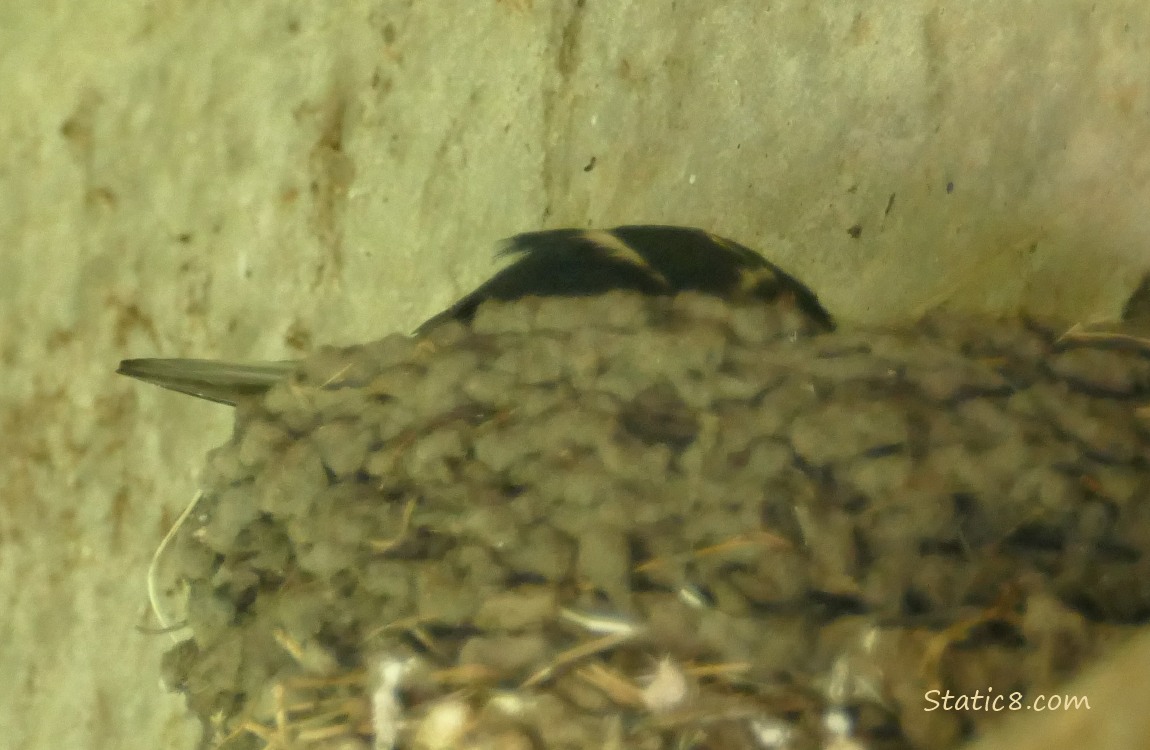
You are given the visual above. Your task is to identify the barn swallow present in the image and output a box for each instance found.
[117,225,834,406]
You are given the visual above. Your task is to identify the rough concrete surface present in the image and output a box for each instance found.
[0,1,1147,749]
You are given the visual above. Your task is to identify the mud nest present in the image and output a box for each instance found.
[157,291,1150,750]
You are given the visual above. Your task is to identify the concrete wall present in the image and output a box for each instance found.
[1,1,1147,747]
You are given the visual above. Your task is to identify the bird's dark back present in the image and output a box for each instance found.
[418,225,835,333]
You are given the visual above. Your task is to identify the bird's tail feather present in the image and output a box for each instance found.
[116,358,295,406]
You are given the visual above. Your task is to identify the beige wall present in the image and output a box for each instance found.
[1,1,1148,747]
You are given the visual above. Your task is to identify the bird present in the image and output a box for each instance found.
[117,225,834,405]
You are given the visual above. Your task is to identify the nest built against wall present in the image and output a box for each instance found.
[127,228,1150,750]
